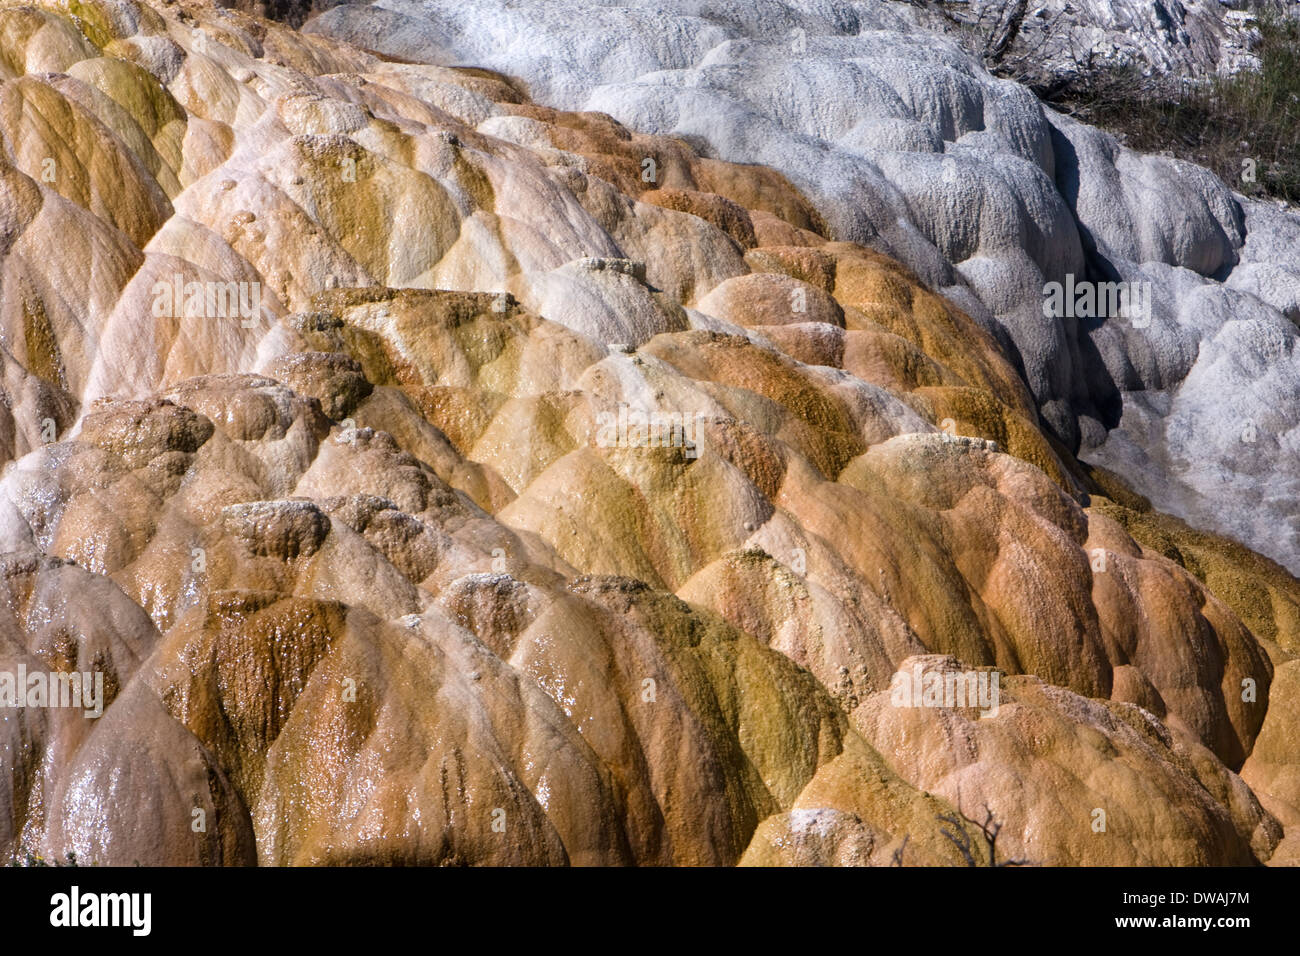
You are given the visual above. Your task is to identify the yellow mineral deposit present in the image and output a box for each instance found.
[0,0,1295,868]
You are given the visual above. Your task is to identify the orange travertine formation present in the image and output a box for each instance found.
[0,0,1296,866]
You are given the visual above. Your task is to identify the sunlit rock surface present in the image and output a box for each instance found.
[0,0,1295,866]
[304,0,1300,579]
[932,0,1265,88]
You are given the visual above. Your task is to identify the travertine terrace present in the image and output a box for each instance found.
[0,0,1297,866]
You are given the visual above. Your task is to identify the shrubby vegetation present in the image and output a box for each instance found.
[949,1,1300,202]
[1059,13,1300,203]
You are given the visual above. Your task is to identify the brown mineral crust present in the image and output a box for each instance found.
[0,0,1294,867]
